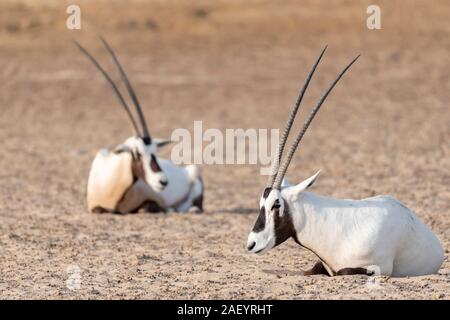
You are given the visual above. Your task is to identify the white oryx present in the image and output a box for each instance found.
[247,47,444,277]
[77,38,203,214]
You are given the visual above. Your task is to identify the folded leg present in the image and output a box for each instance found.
[303,261,330,276]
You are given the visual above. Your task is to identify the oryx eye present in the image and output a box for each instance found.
[271,200,281,211]
[150,154,162,172]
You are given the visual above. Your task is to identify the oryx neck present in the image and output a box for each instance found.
[290,191,340,259]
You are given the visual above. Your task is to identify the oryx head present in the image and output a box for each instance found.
[76,37,169,192]
[247,46,359,254]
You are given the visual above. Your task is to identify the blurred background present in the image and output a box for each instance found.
[0,0,449,299]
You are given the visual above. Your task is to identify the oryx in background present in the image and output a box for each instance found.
[247,46,444,277]
[76,37,204,214]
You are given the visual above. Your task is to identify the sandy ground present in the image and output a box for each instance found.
[0,0,449,299]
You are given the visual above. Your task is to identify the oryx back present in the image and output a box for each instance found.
[87,149,134,213]
[158,160,204,212]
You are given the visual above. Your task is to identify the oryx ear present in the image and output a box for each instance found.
[281,177,290,189]
[292,170,321,194]
[153,138,173,149]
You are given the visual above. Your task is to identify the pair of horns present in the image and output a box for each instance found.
[75,37,151,142]
[267,46,360,189]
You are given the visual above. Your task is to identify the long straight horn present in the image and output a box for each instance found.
[75,41,141,136]
[99,36,151,143]
[266,46,328,188]
[273,54,360,189]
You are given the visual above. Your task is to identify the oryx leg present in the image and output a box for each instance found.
[176,166,204,213]
[117,180,165,214]
[91,206,118,214]
[336,267,374,276]
[136,200,165,213]
[303,261,330,276]
[176,180,203,213]
[192,192,204,212]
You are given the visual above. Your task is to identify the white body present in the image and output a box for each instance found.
[87,149,138,212]
[87,137,203,213]
[248,172,444,277]
[78,39,203,214]
[158,159,203,212]
[284,189,444,277]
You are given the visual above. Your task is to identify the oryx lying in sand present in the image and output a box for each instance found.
[247,47,444,277]
[76,38,203,214]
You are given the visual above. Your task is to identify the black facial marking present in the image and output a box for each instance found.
[131,157,145,182]
[251,188,274,233]
[263,187,272,199]
[252,206,266,232]
[273,200,296,247]
[131,150,141,161]
[142,136,152,145]
[150,154,162,172]
[271,199,281,211]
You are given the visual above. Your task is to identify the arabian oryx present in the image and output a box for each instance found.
[76,38,203,214]
[247,46,444,277]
